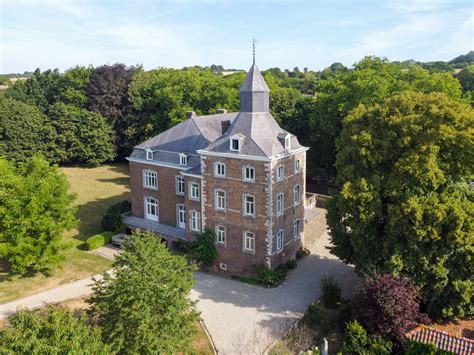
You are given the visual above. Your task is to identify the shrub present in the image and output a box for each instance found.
[354,274,429,343]
[341,321,392,355]
[101,200,131,232]
[296,247,309,259]
[256,264,288,286]
[336,301,353,331]
[306,300,322,325]
[193,229,218,267]
[85,231,114,250]
[405,340,453,355]
[320,276,341,308]
[286,258,297,269]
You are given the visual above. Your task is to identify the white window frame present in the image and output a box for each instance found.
[179,153,188,166]
[276,193,284,216]
[294,219,301,240]
[143,170,158,190]
[175,176,185,195]
[242,165,255,182]
[190,211,201,232]
[295,159,301,174]
[277,165,284,182]
[216,225,226,244]
[284,135,291,150]
[243,231,255,253]
[189,182,200,201]
[176,204,185,229]
[277,229,284,252]
[243,194,255,217]
[230,138,240,152]
[214,189,226,211]
[145,149,153,160]
[144,197,158,221]
[214,162,226,178]
[294,185,301,206]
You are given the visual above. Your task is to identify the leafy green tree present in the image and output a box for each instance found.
[193,228,218,267]
[456,64,474,94]
[0,156,77,275]
[341,321,392,354]
[87,63,135,158]
[0,307,111,354]
[308,56,463,175]
[57,65,93,108]
[0,98,57,164]
[327,91,474,319]
[48,102,116,165]
[87,230,200,353]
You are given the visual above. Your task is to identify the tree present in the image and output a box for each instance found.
[341,321,392,354]
[456,64,474,93]
[192,228,218,267]
[0,98,57,164]
[87,230,200,353]
[354,274,429,342]
[87,63,135,158]
[308,56,463,175]
[57,65,93,108]
[48,102,116,165]
[327,91,474,319]
[0,156,77,275]
[0,307,110,354]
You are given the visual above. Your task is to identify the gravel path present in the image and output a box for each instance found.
[0,210,357,354]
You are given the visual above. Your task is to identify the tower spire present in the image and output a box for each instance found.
[252,38,257,65]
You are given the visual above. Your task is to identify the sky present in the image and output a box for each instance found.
[0,0,473,73]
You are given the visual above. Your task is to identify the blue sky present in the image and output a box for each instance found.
[1,0,473,73]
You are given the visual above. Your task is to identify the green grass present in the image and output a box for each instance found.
[0,163,130,304]
[231,275,261,286]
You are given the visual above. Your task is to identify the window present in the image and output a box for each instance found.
[144,197,158,221]
[145,149,153,160]
[276,193,284,216]
[277,229,284,251]
[243,231,255,252]
[230,138,240,152]
[243,165,255,182]
[294,219,301,239]
[216,225,226,244]
[214,162,226,177]
[294,185,301,206]
[179,153,188,166]
[190,211,201,232]
[189,182,200,200]
[143,170,157,189]
[295,159,301,174]
[175,176,185,195]
[277,165,284,182]
[215,189,226,211]
[243,194,255,217]
[285,135,291,149]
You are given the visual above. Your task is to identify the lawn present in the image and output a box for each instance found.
[0,163,131,304]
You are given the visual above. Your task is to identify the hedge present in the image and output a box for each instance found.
[101,200,131,232]
[85,231,114,250]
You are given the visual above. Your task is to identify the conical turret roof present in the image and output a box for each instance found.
[240,64,270,92]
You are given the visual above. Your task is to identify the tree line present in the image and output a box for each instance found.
[1,55,473,176]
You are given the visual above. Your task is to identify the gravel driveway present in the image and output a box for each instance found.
[0,209,357,354]
[191,212,357,354]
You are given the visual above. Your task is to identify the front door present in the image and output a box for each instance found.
[177,204,185,228]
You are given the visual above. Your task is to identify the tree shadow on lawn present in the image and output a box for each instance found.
[193,253,358,338]
[72,191,131,246]
[96,177,130,186]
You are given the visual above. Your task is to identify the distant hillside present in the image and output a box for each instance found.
[449,51,474,65]
[1,71,34,79]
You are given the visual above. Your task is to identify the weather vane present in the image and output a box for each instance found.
[253,38,258,64]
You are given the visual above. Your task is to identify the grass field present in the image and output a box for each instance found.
[0,163,131,304]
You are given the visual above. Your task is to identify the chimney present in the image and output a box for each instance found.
[216,108,227,114]
[186,111,196,120]
[221,120,231,134]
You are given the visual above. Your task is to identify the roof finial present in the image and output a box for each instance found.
[252,38,258,65]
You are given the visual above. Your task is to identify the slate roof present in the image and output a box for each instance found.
[129,62,308,174]
[405,325,473,355]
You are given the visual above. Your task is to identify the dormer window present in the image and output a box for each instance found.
[145,149,153,160]
[230,134,244,152]
[285,135,291,150]
[179,153,188,166]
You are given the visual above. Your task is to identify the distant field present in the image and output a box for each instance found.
[0,163,130,304]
